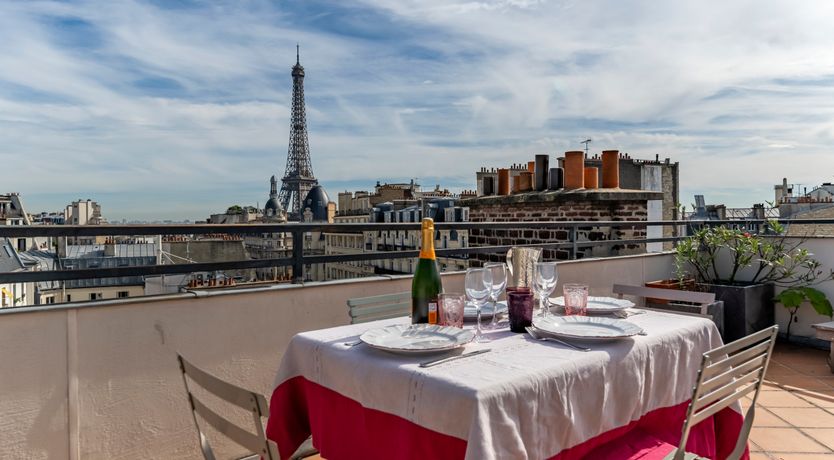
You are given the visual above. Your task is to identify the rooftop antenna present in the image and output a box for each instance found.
[581,138,592,156]
[296,43,300,65]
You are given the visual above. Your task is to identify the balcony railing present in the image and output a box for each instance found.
[2,219,833,287]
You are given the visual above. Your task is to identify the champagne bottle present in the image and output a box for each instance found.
[412,217,443,324]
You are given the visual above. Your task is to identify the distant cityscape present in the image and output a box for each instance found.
[2,52,831,309]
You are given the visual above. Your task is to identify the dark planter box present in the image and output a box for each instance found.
[702,282,774,342]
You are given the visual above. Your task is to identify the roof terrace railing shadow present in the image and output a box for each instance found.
[2,219,833,286]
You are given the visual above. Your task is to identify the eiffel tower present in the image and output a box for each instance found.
[278,45,318,220]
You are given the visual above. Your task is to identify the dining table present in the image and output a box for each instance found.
[265,309,747,460]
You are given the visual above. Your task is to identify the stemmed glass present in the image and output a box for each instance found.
[483,262,507,330]
[533,262,558,318]
[465,268,493,343]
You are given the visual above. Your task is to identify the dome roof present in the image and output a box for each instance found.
[264,197,281,217]
[303,185,330,221]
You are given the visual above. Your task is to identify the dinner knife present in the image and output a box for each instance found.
[419,349,491,368]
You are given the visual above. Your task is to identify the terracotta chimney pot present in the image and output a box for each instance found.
[498,168,510,195]
[518,171,533,192]
[601,150,620,188]
[584,167,599,189]
[564,151,585,189]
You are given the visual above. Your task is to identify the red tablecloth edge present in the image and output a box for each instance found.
[267,375,748,460]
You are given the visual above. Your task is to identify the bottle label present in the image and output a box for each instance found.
[428,302,438,324]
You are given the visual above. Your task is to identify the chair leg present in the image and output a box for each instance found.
[726,405,756,460]
[663,450,705,460]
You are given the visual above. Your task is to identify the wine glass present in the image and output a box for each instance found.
[483,262,507,330]
[533,262,558,318]
[465,268,493,343]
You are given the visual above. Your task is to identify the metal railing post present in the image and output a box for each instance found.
[569,226,578,260]
[291,229,304,284]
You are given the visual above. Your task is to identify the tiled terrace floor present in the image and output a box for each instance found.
[746,343,834,459]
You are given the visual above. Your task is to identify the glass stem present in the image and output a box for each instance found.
[540,296,547,318]
[476,304,482,337]
[490,297,498,328]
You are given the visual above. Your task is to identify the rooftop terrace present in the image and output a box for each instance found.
[1,221,834,458]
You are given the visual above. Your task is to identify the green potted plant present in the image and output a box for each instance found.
[675,221,834,341]
[774,287,833,341]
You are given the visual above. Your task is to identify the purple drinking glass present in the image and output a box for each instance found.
[507,290,534,333]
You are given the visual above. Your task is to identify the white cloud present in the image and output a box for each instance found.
[3,0,834,219]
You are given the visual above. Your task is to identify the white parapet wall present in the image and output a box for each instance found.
[0,252,675,459]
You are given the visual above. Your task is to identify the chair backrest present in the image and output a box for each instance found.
[347,291,411,324]
[673,325,779,460]
[177,354,278,460]
[612,284,716,315]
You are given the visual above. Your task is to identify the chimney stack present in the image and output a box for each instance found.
[548,167,564,190]
[564,151,585,189]
[584,167,599,189]
[517,171,533,192]
[601,150,620,188]
[534,154,549,191]
[482,176,495,196]
[498,169,510,195]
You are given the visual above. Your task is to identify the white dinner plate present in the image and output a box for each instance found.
[549,296,635,314]
[464,300,508,320]
[360,324,475,354]
[532,316,644,341]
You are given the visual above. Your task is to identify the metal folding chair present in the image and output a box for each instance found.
[612,284,726,337]
[177,354,317,460]
[668,325,779,460]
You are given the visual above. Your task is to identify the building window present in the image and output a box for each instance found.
[17,238,26,251]
[66,295,72,302]
[118,291,129,298]
[46,297,55,304]
[89,293,102,301]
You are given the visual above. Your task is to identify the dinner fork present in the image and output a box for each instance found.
[525,327,591,352]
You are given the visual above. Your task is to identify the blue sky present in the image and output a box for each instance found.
[2,0,834,221]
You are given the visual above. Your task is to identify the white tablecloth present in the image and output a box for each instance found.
[274,311,722,459]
